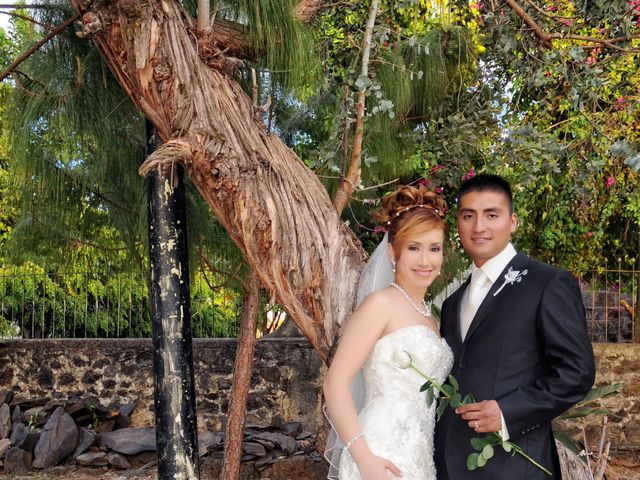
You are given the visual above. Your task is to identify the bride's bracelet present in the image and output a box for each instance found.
[345,432,365,451]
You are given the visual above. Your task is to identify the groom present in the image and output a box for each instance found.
[434,174,595,479]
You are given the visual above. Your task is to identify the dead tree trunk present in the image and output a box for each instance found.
[69,0,367,361]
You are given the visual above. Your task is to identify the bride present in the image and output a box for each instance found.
[323,185,453,480]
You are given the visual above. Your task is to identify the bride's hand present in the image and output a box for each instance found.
[359,454,402,479]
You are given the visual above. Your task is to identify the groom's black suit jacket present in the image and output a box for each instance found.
[434,253,595,479]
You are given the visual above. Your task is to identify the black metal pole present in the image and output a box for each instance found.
[146,120,200,479]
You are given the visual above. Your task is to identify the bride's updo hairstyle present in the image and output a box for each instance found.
[371,185,447,255]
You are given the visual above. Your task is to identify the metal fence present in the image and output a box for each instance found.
[583,261,639,343]
[0,265,246,339]
[1,262,638,342]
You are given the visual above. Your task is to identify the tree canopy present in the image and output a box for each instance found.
[0,0,638,348]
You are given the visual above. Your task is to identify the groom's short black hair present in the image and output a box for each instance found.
[457,174,513,212]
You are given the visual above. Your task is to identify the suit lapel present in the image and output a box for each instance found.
[463,253,530,344]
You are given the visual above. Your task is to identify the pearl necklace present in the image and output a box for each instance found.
[390,282,432,318]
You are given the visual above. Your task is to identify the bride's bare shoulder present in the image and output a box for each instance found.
[357,287,395,311]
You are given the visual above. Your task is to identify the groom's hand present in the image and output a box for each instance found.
[456,400,502,433]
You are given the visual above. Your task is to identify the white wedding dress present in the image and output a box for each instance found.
[338,325,453,480]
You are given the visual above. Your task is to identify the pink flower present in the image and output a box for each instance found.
[462,168,475,181]
[586,231,593,237]
[430,164,443,175]
[545,71,551,77]
[418,178,431,188]
[373,225,387,235]
[606,176,615,188]
[585,56,596,65]
[435,186,444,193]
[559,19,572,26]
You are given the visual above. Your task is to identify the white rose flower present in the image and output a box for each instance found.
[392,350,413,369]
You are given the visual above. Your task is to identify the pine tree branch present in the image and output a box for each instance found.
[0,14,79,82]
[0,11,54,31]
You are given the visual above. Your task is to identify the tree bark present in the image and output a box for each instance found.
[556,440,592,480]
[69,0,366,361]
[221,269,260,480]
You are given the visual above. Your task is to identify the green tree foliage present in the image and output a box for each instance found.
[1,0,638,341]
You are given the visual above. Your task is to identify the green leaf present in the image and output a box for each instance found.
[467,453,479,471]
[502,441,513,453]
[426,388,435,407]
[477,454,487,467]
[442,384,454,396]
[481,444,494,460]
[552,431,581,455]
[470,436,493,450]
[436,398,449,421]
[559,407,620,420]
[462,394,475,405]
[450,393,462,408]
[448,374,459,391]
[420,381,431,392]
[579,383,624,404]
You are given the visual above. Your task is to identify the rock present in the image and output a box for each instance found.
[99,427,156,455]
[198,431,223,457]
[251,431,298,455]
[10,422,27,447]
[23,406,49,428]
[0,438,11,458]
[32,406,78,468]
[4,447,33,473]
[11,405,22,425]
[0,403,11,439]
[280,421,302,436]
[14,429,41,453]
[76,451,108,466]
[114,403,135,430]
[242,441,267,457]
[107,451,131,469]
[13,397,49,411]
[71,427,96,459]
[0,391,13,406]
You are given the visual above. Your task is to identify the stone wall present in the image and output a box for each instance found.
[0,339,638,460]
[556,343,640,464]
[0,338,326,433]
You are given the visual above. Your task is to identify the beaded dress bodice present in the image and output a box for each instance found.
[339,325,453,480]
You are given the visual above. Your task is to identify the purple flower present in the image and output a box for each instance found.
[606,176,615,188]
[373,225,387,235]
[462,168,475,181]
[435,186,444,193]
[430,164,443,175]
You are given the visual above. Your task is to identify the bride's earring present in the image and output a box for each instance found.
[392,261,396,273]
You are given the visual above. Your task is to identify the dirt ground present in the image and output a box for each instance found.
[1,458,639,480]
[0,467,155,480]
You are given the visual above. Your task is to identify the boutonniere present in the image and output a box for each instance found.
[493,266,528,296]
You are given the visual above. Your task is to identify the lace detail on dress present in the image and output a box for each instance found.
[338,325,453,480]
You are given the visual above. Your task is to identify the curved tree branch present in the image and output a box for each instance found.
[504,0,640,52]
